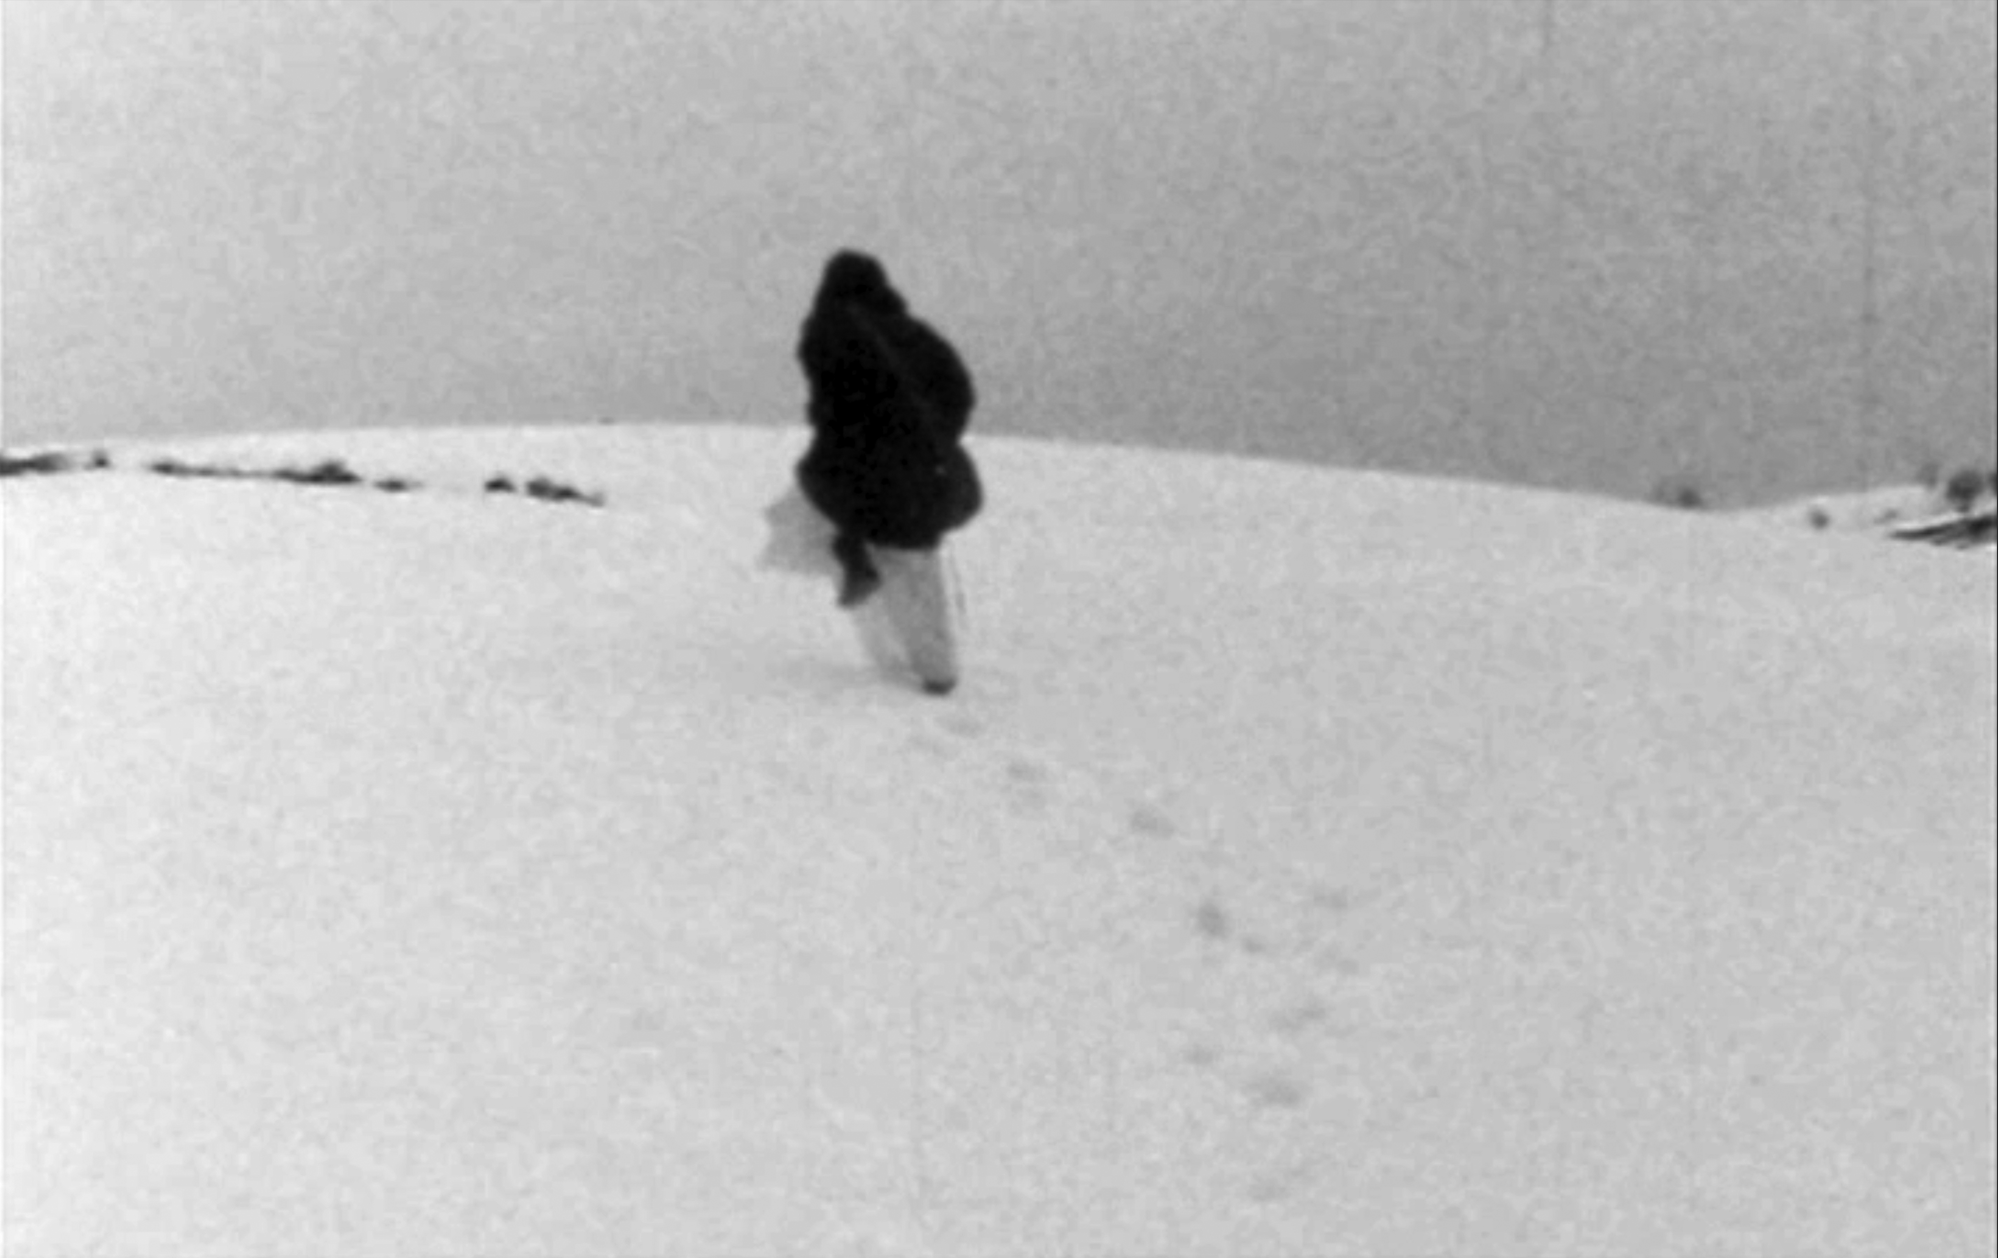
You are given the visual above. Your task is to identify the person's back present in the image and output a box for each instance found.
[795,251,982,600]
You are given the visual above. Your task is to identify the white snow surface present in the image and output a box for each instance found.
[6,425,1995,1256]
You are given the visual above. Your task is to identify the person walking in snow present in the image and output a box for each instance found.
[794,250,983,609]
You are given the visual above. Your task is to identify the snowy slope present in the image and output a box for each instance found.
[6,425,1994,1257]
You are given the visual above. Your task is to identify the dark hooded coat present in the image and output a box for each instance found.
[795,251,982,552]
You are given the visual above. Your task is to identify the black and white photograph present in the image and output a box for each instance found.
[3,2,1993,1253]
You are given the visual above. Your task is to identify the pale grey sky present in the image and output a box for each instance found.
[4,0,1993,504]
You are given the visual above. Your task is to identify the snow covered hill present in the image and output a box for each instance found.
[6,425,1994,1256]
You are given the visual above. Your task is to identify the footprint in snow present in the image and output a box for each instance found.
[1194,896,1230,942]
[1004,756,1049,784]
[1246,1159,1319,1204]
[1310,885,1356,915]
[939,711,984,740]
[1316,946,1364,978]
[1245,1071,1309,1109]
[1001,756,1054,814]
[905,708,988,761]
[1194,896,1278,956]
[1127,801,1176,839]
[1267,997,1332,1037]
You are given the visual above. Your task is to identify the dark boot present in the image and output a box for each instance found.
[832,531,882,608]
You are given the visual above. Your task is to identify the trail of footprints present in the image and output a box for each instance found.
[910,706,1380,1205]
[1180,881,1393,1205]
[1185,888,1368,1093]
[917,706,1188,838]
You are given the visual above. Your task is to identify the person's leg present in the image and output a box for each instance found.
[870,544,960,695]
[833,529,882,608]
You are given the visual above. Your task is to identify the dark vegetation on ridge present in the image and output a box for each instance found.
[1,446,604,507]
[483,474,606,507]
[1,448,111,477]
[149,456,370,488]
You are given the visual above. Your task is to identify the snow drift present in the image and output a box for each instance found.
[6,425,1994,1256]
